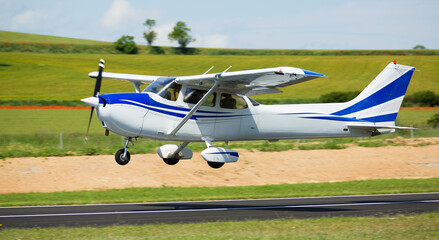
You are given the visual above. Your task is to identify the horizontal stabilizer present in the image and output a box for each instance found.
[347,123,416,130]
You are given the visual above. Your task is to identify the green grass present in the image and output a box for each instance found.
[1,212,438,239]
[0,31,110,45]
[1,178,437,207]
[1,52,438,101]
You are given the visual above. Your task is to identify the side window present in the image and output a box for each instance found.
[220,93,248,109]
[183,88,216,107]
[158,83,181,101]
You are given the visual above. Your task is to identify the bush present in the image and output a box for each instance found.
[149,46,165,54]
[404,91,439,107]
[114,35,138,54]
[427,113,439,128]
[319,91,360,103]
[412,91,438,106]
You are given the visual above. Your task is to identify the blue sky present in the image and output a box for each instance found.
[1,0,438,49]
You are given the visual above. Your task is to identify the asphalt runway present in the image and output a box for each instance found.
[1,193,438,228]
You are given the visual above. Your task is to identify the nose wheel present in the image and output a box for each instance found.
[115,137,134,165]
[115,149,130,165]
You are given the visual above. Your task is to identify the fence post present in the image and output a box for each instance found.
[60,132,63,149]
[410,124,414,139]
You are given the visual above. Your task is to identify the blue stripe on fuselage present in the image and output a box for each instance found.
[99,92,245,120]
[298,113,398,123]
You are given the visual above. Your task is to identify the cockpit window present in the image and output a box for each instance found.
[220,93,248,109]
[143,77,175,94]
[159,82,181,101]
[144,78,181,101]
[183,88,216,107]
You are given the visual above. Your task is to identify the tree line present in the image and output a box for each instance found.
[114,19,195,54]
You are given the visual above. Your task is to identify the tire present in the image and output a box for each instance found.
[207,161,224,169]
[163,158,179,165]
[115,149,130,165]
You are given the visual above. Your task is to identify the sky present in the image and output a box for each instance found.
[1,0,438,49]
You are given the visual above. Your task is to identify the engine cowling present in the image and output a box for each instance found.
[201,147,239,163]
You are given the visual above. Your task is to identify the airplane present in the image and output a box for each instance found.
[81,60,416,168]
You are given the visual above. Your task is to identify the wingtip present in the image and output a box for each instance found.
[89,71,98,78]
[302,69,327,77]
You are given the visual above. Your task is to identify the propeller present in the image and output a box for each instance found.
[85,59,105,141]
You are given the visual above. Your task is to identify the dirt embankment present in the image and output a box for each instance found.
[1,139,438,194]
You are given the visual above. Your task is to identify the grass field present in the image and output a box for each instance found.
[1,52,438,101]
[1,212,438,239]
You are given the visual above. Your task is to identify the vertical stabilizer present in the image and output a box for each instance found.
[331,62,415,125]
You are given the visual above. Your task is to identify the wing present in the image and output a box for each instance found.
[175,67,327,95]
[89,71,160,84]
[89,71,162,93]
[89,66,326,95]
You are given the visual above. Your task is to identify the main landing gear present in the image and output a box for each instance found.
[115,137,134,165]
[159,142,191,166]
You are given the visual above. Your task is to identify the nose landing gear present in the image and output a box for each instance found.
[115,137,134,165]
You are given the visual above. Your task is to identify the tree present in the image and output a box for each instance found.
[413,44,426,50]
[143,19,157,46]
[168,21,195,52]
[114,35,138,54]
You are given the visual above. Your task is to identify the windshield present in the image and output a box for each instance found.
[143,77,176,94]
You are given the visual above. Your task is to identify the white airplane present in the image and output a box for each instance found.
[81,60,415,168]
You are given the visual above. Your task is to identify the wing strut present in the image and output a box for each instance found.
[167,80,219,136]
[131,81,142,93]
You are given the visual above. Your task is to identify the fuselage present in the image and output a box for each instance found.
[80,61,415,168]
[95,91,378,143]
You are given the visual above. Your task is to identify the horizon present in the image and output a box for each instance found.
[3,30,437,51]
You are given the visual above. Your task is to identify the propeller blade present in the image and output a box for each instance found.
[85,59,105,142]
[85,107,94,142]
[93,59,105,97]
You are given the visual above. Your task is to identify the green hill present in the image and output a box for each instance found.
[1,31,438,56]
[0,30,110,45]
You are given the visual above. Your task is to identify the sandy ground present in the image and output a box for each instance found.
[1,139,439,193]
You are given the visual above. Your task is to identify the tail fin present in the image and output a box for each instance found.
[332,62,415,125]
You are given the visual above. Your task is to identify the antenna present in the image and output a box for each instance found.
[203,66,214,75]
[223,66,232,73]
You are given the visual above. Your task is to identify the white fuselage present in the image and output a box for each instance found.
[96,91,377,143]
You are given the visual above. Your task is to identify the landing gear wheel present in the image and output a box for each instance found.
[207,162,224,169]
[115,149,130,165]
[163,158,179,165]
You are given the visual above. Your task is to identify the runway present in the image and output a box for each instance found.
[1,193,438,228]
